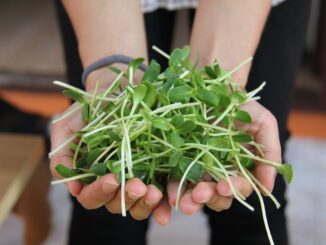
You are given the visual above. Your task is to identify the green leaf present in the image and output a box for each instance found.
[219,95,231,108]
[277,163,293,183]
[169,48,183,67]
[90,163,107,176]
[174,78,185,87]
[181,45,190,60]
[170,132,185,148]
[213,63,222,77]
[84,135,109,148]
[191,70,205,88]
[240,158,254,170]
[202,153,214,167]
[232,91,247,104]
[76,155,89,168]
[210,84,229,96]
[141,60,160,82]
[63,89,85,103]
[128,58,145,74]
[177,120,196,134]
[133,84,148,105]
[81,103,89,123]
[55,164,77,178]
[171,114,184,128]
[207,137,229,148]
[107,160,121,175]
[152,117,171,131]
[86,148,103,163]
[168,85,193,102]
[143,81,156,108]
[233,133,253,143]
[233,111,252,123]
[187,163,204,182]
[133,163,150,171]
[175,156,203,182]
[169,151,183,167]
[131,170,148,181]
[205,66,217,79]
[196,88,220,107]
[158,91,170,106]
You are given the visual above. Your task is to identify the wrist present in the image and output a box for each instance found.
[190,45,251,87]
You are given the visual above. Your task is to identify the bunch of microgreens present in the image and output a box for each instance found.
[50,46,292,245]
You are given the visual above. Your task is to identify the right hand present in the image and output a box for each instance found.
[50,103,172,224]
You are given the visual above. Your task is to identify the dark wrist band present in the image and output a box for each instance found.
[81,55,147,87]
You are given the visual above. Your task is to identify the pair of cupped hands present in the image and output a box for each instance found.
[50,72,281,225]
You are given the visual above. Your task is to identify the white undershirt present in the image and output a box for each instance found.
[142,0,287,13]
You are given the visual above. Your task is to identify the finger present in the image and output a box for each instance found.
[106,178,147,213]
[252,113,279,194]
[191,182,216,203]
[50,109,84,196]
[167,180,185,207]
[191,182,232,212]
[129,185,163,220]
[179,190,203,215]
[153,200,172,226]
[206,194,233,212]
[216,176,253,198]
[239,102,280,194]
[76,174,119,209]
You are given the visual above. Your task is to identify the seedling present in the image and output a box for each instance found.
[50,46,293,245]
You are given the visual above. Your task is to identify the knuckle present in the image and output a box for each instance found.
[76,197,94,210]
[129,210,148,221]
[105,204,120,214]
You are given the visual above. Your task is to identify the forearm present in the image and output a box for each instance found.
[62,0,147,90]
[190,0,271,86]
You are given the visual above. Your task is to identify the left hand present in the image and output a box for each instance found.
[167,100,280,214]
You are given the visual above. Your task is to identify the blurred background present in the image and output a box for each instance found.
[0,0,325,244]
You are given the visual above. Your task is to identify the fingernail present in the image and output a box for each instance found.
[102,180,119,193]
[219,186,232,197]
[128,191,142,200]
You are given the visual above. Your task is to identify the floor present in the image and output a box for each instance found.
[0,137,325,245]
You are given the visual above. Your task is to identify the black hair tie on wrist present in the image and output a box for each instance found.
[81,55,147,87]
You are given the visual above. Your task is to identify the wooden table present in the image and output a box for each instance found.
[0,133,51,245]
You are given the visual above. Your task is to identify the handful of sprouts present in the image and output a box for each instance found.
[50,46,292,245]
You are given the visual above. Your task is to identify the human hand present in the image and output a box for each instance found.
[167,100,280,214]
[50,103,172,224]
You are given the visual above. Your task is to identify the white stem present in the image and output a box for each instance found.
[103,148,118,163]
[235,155,274,245]
[152,45,170,59]
[245,170,281,209]
[51,173,96,185]
[179,70,189,79]
[52,104,83,124]
[247,82,266,99]
[204,150,254,211]
[217,57,253,82]
[53,81,117,102]
[93,141,116,165]
[175,152,205,210]
[238,154,281,167]
[212,103,234,126]
[48,112,106,158]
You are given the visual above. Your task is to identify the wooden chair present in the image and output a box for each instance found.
[0,133,51,245]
